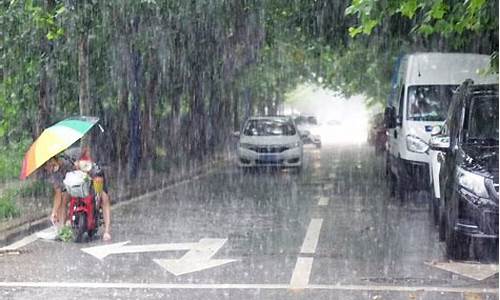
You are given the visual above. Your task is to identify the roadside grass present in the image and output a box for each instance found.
[0,139,31,181]
[0,189,20,219]
[0,180,50,220]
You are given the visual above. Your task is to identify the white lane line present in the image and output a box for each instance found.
[300,218,323,254]
[317,196,329,206]
[0,282,496,294]
[0,234,39,251]
[290,257,314,288]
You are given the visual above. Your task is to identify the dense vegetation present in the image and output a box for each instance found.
[1,0,497,181]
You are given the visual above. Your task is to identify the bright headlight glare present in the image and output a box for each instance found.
[457,167,489,198]
[406,135,429,153]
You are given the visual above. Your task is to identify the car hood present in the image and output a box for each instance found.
[461,145,499,180]
[240,135,300,146]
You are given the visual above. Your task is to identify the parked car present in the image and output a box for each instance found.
[234,116,303,170]
[294,115,322,148]
[438,80,498,261]
[368,112,387,155]
[384,53,496,201]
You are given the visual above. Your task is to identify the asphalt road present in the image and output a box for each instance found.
[0,144,498,300]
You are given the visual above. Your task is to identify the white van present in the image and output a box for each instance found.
[385,52,496,199]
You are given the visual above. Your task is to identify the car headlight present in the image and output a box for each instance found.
[456,167,489,198]
[406,135,429,153]
[287,141,302,149]
[239,143,253,150]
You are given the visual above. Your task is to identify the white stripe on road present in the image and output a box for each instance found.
[317,196,329,206]
[300,218,323,254]
[0,281,496,294]
[290,257,314,288]
[0,234,39,251]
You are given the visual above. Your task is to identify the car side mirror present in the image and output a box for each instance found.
[384,107,396,129]
[429,135,450,151]
[300,130,310,139]
[233,131,240,138]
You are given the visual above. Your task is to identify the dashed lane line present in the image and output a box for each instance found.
[290,257,314,288]
[300,218,323,254]
[317,196,329,206]
[0,281,496,294]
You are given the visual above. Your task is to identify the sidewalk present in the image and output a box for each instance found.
[0,156,230,247]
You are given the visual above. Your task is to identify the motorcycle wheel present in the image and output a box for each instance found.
[73,212,88,243]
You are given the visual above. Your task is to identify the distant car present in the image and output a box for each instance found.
[438,80,498,260]
[294,115,322,148]
[235,116,303,170]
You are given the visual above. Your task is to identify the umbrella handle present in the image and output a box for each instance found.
[98,124,105,133]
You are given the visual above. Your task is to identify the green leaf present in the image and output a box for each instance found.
[363,19,379,34]
[430,1,447,20]
[399,0,418,18]
[348,26,363,38]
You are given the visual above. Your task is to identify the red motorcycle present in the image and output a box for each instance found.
[65,171,103,243]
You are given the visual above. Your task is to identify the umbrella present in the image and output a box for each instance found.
[19,116,100,180]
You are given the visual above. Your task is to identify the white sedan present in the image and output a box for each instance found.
[235,116,303,169]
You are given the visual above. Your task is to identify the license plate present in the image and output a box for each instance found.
[260,154,276,162]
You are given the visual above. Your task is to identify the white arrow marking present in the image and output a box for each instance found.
[81,241,196,260]
[154,238,238,276]
[425,261,499,281]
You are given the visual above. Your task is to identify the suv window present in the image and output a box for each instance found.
[465,95,499,144]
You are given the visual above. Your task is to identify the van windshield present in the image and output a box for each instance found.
[466,95,499,144]
[407,85,457,121]
[243,119,297,136]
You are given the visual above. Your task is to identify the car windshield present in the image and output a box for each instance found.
[243,119,296,136]
[407,85,457,121]
[466,95,499,144]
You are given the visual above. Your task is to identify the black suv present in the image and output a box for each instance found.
[439,80,498,261]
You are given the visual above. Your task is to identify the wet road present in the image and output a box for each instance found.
[1,144,498,299]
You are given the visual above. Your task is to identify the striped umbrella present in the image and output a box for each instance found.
[20,116,99,180]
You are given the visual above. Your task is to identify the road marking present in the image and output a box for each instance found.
[425,261,499,281]
[323,184,334,190]
[300,218,323,254]
[0,234,39,251]
[317,196,329,206]
[154,239,238,276]
[0,281,496,294]
[290,257,314,288]
[82,238,238,276]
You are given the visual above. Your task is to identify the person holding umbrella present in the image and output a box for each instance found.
[20,116,111,241]
[44,150,112,241]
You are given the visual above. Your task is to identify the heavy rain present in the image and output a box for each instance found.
[0,1,498,299]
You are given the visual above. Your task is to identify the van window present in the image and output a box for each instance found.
[407,85,457,121]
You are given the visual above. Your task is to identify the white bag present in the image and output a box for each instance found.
[63,170,91,198]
